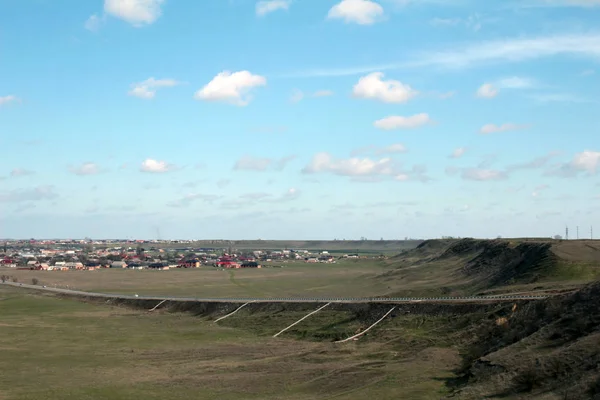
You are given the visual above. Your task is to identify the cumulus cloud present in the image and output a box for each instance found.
[140,158,176,173]
[128,77,180,99]
[300,152,426,182]
[480,123,529,134]
[572,150,600,173]
[69,163,101,176]
[10,168,35,177]
[256,0,291,16]
[546,150,600,176]
[476,83,498,98]
[327,0,384,25]
[353,72,417,103]
[103,0,164,26]
[194,70,266,106]
[0,95,19,106]
[374,113,431,130]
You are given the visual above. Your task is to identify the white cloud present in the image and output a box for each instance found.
[351,143,407,156]
[412,33,600,69]
[69,163,100,176]
[497,76,534,89]
[353,72,417,103]
[276,187,301,202]
[461,168,507,181]
[450,147,466,158]
[0,95,19,106]
[234,156,273,171]
[480,123,528,134]
[128,77,180,99]
[240,192,272,200]
[528,93,589,103]
[374,113,431,130]
[313,90,334,97]
[233,155,295,171]
[572,150,600,174]
[256,0,291,16]
[168,193,221,208]
[429,13,485,32]
[302,152,400,177]
[507,152,560,171]
[327,0,384,25]
[290,89,334,103]
[194,70,266,106]
[140,158,175,173]
[84,14,103,31]
[581,69,595,76]
[438,91,456,99]
[430,17,460,27]
[289,33,600,78]
[476,83,498,98]
[10,168,34,177]
[0,186,58,203]
[104,0,164,26]
[290,89,304,103]
[532,184,550,197]
[520,0,600,7]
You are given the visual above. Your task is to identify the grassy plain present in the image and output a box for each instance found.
[5,239,600,299]
[0,285,460,400]
[3,259,393,298]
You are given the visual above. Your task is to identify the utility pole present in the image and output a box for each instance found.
[566,226,569,240]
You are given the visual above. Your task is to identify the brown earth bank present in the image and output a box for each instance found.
[379,238,600,297]
[447,280,600,399]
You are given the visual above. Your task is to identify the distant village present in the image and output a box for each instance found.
[0,239,364,271]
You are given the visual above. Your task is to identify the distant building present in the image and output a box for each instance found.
[110,261,127,269]
[216,256,239,269]
[240,261,260,268]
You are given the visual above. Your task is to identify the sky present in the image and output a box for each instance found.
[0,0,599,240]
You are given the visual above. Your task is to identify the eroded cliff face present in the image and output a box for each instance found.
[450,281,600,400]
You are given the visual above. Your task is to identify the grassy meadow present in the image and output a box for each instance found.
[2,259,393,298]
[0,285,461,400]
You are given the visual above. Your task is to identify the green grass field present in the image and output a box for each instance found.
[0,285,460,400]
[3,259,394,298]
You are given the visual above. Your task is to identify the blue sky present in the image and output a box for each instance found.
[1,0,599,240]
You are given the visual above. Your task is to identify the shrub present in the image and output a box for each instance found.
[513,366,545,392]
[31,278,39,285]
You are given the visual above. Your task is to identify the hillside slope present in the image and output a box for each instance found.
[449,280,600,399]
[379,239,600,297]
